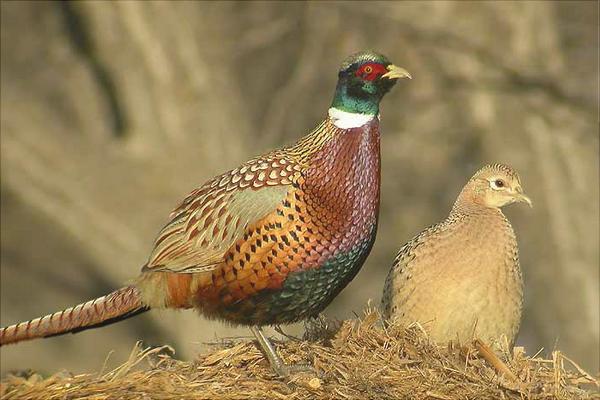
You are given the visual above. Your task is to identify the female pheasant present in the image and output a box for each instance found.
[381,164,532,349]
[0,51,410,376]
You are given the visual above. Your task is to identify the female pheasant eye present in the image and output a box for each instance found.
[492,179,505,189]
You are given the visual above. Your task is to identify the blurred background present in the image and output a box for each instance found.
[1,1,598,375]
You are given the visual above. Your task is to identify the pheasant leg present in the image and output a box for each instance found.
[250,326,313,377]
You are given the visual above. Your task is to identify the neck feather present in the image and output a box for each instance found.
[331,83,380,115]
[450,191,502,218]
[328,107,378,129]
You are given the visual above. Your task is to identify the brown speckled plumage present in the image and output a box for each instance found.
[381,164,531,347]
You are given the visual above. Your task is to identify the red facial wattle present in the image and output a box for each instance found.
[355,63,388,81]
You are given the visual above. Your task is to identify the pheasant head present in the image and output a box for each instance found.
[456,163,533,210]
[331,51,411,116]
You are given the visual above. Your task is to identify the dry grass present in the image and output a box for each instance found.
[1,312,598,400]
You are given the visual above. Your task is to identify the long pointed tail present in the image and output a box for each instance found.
[0,285,149,346]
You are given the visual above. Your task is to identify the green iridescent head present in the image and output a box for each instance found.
[331,51,411,115]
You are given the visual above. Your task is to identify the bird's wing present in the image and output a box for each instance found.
[390,217,457,273]
[382,221,449,315]
[144,154,302,273]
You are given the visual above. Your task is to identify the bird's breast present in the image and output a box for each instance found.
[301,118,381,252]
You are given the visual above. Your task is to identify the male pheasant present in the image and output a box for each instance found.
[381,164,531,348]
[1,51,410,376]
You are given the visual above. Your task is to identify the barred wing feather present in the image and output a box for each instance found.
[144,155,301,273]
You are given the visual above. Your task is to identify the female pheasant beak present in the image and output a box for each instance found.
[514,187,533,207]
[382,64,412,80]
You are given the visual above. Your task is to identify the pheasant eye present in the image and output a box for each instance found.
[492,179,505,189]
[364,65,373,74]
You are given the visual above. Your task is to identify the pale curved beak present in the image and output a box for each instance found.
[382,64,412,80]
[515,192,533,208]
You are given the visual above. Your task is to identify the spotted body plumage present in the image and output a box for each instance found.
[139,117,381,325]
[381,164,531,347]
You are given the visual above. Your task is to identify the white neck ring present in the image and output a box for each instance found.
[328,107,378,129]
